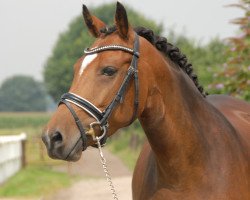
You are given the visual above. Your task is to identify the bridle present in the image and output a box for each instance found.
[59,33,140,150]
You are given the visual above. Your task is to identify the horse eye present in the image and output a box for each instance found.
[101,66,117,76]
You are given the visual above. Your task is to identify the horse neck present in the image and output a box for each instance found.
[138,46,243,188]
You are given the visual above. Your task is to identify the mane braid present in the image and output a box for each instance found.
[99,25,207,97]
[134,27,207,97]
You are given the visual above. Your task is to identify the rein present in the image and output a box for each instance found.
[59,33,140,150]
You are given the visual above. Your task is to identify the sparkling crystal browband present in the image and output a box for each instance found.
[84,45,138,57]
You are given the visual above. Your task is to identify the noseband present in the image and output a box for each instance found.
[59,34,140,150]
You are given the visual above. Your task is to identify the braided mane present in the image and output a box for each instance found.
[100,26,207,97]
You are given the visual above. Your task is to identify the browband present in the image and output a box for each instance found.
[84,45,140,58]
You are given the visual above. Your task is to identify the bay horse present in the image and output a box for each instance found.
[42,2,250,199]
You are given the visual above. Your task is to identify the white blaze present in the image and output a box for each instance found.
[79,54,97,76]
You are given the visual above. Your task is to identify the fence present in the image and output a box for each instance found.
[0,133,27,184]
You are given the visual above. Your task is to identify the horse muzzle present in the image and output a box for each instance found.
[41,129,83,161]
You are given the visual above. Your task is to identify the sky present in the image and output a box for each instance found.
[0,0,243,84]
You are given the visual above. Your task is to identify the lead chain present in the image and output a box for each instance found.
[96,137,119,200]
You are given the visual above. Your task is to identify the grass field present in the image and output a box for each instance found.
[0,165,72,197]
[0,112,52,130]
[0,112,76,198]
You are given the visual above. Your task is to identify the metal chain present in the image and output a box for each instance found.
[96,137,119,200]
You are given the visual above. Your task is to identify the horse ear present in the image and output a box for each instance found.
[115,2,130,39]
[82,4,106,38]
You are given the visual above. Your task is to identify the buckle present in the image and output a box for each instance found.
[133,51,140,58]
[128,66,138,74]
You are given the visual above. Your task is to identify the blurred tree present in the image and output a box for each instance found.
[211,0,250,100]
[170,33,227,87]
[0,75,47,111]
[44,3,163,101]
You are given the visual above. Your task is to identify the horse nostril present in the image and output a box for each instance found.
[42,132,51,149]
[51,131,63,144]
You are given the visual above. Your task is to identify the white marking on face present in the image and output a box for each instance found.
[79,54,97,76]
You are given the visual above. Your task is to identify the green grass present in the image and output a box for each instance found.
[0,165,73,197]
[108,145,141,170]
[0,112,51,129]
[107,121,145,170]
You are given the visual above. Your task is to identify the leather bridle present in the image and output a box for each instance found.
[59,33,140,150]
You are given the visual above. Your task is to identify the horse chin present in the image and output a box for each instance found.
[65,150,82,162]
[65,139,83,162]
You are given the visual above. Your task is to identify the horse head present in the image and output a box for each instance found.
[42,2,149,161]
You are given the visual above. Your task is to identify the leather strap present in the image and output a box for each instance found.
[60,99,88,150]
[61,93,103,121]
[130,34,140,123]
[100,34,140,126]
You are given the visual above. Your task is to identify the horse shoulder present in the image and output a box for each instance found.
[206,94,250,155]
